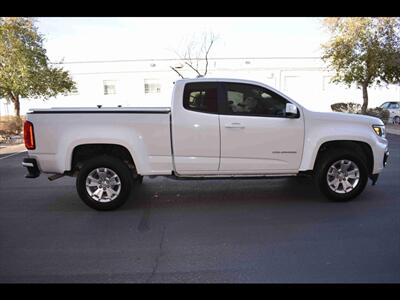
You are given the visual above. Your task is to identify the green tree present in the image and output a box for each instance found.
[0,17,76,128]
[322,17,400,113]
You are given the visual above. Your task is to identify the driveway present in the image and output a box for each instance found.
[0,135,399,283]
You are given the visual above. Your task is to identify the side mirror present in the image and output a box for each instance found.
[285,103,298,118]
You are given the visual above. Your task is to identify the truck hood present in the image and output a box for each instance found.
[305,110,384,126]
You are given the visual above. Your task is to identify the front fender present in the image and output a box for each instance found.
[299,112,383,172]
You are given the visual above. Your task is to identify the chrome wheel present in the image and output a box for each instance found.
[326,159,360,194]
[85,167,121,202]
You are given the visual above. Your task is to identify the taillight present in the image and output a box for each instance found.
[24,121,35,150]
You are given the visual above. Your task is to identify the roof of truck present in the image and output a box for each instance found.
[175,77,267,85]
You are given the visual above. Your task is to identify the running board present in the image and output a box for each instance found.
[164,172,298,181]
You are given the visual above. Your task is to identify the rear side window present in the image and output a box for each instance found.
[183,83,218,114]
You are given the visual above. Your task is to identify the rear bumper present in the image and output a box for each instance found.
[22,158,40,178]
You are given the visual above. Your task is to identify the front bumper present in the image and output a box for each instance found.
[383,150,389,167]
[371,149,389,185]
[22,158,40,178]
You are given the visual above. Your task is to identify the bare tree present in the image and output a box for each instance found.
[170,32,218,79]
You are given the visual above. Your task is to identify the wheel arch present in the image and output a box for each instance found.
[313,140,374,176]
[69,143,138,175]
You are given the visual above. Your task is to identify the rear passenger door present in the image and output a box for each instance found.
[171,82,222,174]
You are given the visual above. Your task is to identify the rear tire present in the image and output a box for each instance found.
[76,155,133,210]
[314,148,369,202]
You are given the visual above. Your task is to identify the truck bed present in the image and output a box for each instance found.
[28,107,171,114]
[26,107,173,175]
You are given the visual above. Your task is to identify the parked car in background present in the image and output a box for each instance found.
[379,101,400,124]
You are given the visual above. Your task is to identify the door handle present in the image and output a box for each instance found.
[225,123,245,129]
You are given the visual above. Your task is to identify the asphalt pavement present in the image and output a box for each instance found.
[0,135,399,283]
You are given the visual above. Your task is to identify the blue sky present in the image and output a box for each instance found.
[37,17,327,62]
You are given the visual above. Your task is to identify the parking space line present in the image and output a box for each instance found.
[0,150,27,160]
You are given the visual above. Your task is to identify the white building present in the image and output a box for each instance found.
[1,56,399,116]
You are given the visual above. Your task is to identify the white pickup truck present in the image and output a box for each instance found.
[22,78,389,210]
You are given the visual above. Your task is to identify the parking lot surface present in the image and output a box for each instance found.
[0,135,399,283]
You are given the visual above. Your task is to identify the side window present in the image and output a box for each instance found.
[223,83,289,117]
[183,83,218,114]
[388,103,400,109]
[380,102,389,109]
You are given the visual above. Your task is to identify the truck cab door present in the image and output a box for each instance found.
[218,82,304,174]
[171,82,221,175]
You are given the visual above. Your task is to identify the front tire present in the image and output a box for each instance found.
[76,155,133,210]
[314,149,369,202]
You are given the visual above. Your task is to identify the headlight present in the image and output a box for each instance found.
[372,125,386,138]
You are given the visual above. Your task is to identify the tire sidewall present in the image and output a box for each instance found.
[76,155,132,210]
[316,151,368,202]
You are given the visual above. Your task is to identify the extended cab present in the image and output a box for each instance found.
[22,78,389,210]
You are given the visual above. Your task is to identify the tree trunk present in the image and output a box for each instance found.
[11,94,22,133]
[361,84,368,114]
[13,95,20,118]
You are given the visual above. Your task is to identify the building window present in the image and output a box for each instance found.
[103,80,116,95]
[284,76,299,91]
[144,79,161,94]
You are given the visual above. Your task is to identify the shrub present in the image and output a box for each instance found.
[364,107,390,123]
[331,102,361,113]
[331,102,390,124]
[0,116,24,142]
